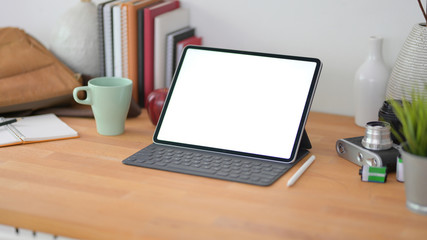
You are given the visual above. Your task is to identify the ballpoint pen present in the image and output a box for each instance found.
[0,118,22,127]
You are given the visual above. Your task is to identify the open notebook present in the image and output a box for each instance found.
[0,113,78,147]
[123,46,322,186]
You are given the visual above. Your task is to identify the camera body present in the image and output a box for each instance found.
[336,121,400,172]
[336,136,399,172]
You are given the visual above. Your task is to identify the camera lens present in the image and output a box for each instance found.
[378,100,404,144]
[361,121,393,150]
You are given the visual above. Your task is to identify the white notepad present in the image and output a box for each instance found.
[0,113,79,147]
[154,8,189,89]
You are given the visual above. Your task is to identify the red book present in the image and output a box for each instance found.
[175,36,202,64]
[144,0,180,106]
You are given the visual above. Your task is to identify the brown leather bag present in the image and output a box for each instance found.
[0,27,82,114]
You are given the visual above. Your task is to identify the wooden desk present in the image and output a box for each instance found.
[0,111,426,240]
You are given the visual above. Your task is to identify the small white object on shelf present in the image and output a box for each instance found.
[50,0,100,77]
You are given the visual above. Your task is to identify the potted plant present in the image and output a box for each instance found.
[389,86,427,215]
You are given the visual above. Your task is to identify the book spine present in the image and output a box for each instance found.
[112,5,123,77]
[97,3,106,77]
[165,33,175,87]
[137,9,145,107]
[103,3,114,77]
[121,5,129,78]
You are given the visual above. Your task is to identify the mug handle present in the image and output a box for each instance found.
[73,86,92,105]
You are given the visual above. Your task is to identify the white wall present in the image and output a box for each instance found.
[0,0,424,116]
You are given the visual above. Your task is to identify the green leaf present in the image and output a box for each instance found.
[388,88,427,157]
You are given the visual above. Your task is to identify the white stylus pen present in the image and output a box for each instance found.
[287,155,316,187]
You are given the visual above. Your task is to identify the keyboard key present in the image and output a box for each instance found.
[168,163,216,175]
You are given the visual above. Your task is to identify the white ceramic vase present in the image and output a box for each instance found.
[50,0,100,77]
[386,23,427,101]
[354,36,390,127]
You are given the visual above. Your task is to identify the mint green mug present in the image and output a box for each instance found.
[73,77,133,136]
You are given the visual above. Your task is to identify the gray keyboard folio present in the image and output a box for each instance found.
[123,144,306,186]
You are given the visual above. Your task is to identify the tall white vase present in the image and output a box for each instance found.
[386,23,427,101]
[354,36,390,127]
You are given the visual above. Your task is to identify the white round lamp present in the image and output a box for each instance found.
[50,0,100,77]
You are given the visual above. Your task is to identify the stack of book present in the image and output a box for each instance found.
[97,0,203,107]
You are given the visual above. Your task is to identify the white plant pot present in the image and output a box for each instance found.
[400,148,427,215]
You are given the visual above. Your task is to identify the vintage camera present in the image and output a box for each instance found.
[336,121,399,172]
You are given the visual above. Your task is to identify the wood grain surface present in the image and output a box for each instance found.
[1,111,426,240]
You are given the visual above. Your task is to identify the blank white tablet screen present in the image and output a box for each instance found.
[155,47,318,160]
